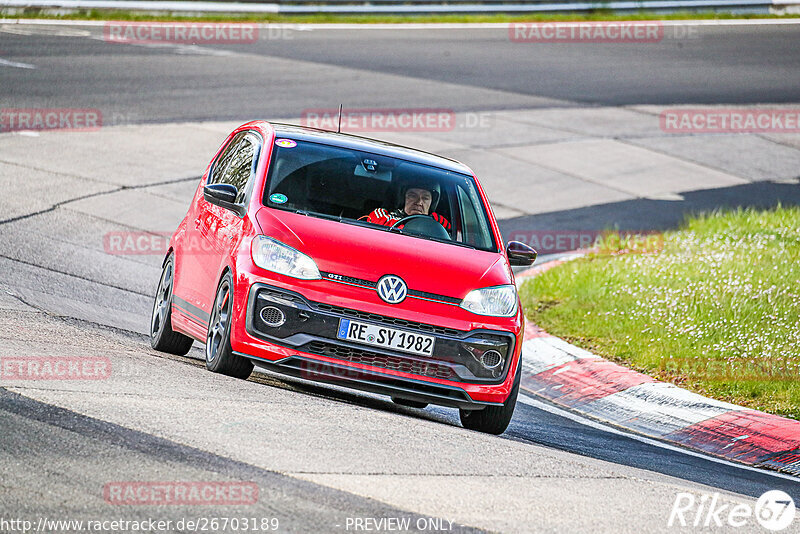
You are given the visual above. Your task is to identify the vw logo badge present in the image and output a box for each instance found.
[377,275,407,304]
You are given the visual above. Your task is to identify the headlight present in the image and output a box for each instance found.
[251,236,321,280]
[460,285,518,317]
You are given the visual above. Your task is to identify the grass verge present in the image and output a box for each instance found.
[519,206,800,420]
[1,10,800,23]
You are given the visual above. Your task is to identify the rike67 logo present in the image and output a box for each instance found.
[669,490,795,531]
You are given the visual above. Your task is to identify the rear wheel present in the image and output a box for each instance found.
[205,272,253,380]
[150,254,194,355]
[459,364,520,435]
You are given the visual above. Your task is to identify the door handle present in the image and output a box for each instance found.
[194,217,201,228]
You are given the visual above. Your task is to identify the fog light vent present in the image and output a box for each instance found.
[260,306,286,327]
[480,350,502,369]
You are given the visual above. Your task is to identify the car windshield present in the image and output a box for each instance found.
[263,138,497,251]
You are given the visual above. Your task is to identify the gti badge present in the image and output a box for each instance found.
[377,275,407,304]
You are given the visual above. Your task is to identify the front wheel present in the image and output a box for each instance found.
[459,364,520,435]
[205,272,253,380]
[150,254,194,355]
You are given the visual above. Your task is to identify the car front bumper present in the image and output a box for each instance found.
[233,283,522,408]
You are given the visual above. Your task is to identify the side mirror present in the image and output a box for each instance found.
[203,183,244,216]
[507,241,537,267]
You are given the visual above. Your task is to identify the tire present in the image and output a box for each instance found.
[150,254,194,356]
[205,271,253,380]
[391,397,428,409]
[459,364,521,435]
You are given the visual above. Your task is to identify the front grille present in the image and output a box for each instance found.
[312,303,463,337]
[306,341,455,380]
[251,284,514,383]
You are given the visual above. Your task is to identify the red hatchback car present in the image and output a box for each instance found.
[150,121,536,434]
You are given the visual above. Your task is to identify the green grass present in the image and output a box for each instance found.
[519,206,800,420]
[2,10,800,23]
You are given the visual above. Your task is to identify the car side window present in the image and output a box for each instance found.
[209,131,261,205]
[456,184,492,250]
[209,133,243,185]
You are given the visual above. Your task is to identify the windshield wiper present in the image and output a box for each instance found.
[343,218,381,229]
[296,210,378,230]
[388,230,476,249]
[295,209,342,222]
[417,234,476,249]
[293,209,476,248]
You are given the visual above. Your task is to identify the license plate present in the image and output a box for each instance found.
[336,318,435,357]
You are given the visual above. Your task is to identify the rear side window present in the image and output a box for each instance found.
[209,132,261,204]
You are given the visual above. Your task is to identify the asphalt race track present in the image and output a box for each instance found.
[1,21,799,533]
[2,22,800,121]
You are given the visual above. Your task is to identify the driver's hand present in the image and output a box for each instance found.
[367,208,402,227]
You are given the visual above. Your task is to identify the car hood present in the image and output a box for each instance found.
[254,208,512,300]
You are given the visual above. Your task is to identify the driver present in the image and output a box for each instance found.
[366,180,450,230]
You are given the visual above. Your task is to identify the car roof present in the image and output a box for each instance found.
[270,123,473,176]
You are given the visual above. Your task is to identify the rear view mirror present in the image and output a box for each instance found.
[507,241,537,266]
[203,183,244,216]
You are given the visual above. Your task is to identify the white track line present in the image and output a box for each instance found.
[0,57,35,68]
[517,393,800,483]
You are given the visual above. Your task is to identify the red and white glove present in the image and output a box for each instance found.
[367,208,402,227]
[367,208,450,231]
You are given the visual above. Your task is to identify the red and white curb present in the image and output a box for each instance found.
[516,260,800,477]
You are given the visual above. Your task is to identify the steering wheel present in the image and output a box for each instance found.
[389,215,451,241]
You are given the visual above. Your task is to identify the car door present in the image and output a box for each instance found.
[172,134,239,333]
[195,131,262,316]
